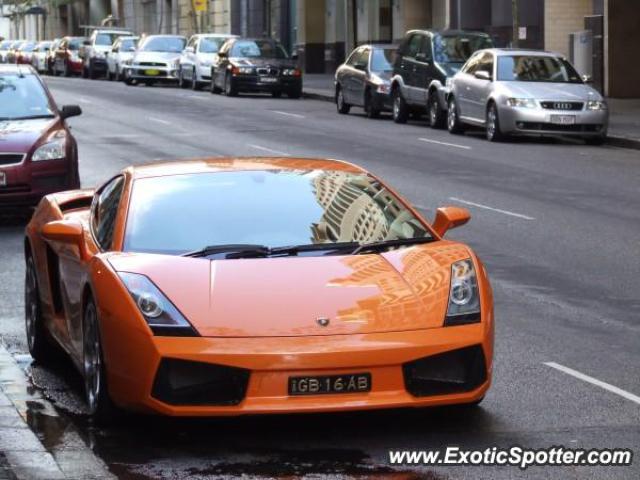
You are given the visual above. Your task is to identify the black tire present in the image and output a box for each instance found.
[191,68,201,91]
[64,61,71,78]
[88,62,97,80]
[392,88,409,124]
[486,102,505,142]
[271,90,283,98]
[585,136,606,146]
[447,96,465,134]
[210,69,222,94]
[82,65,89,79]
[364,90,380,119]
[336,85,350,114]
[427,92,446,129]
[225,72,238,96]
[25,253,56,363]
[178,68,188,89]
[83,296,117,424]
[287,87,302,99]
[114,68,120,82]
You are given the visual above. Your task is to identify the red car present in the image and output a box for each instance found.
[16,42,36,64]
[0,65,82,208]
[53,37,85,76]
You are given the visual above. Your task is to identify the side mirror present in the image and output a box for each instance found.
[83,40,91,46]
[474,70,492,81]
[582,74,593,83]
[41,221,87,259]
[354,64,366,71]
[60,105,82,120]
[432,206,471,237]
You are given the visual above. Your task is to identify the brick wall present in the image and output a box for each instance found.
[544,0,592,56]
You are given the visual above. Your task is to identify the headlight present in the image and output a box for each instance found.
[32,133,66,161]
[445,259,481,326]
[586,100,607,110]
[282,68,301,77]
[507,98,537,108]
[93,51,105,59]
[118,272,198,336]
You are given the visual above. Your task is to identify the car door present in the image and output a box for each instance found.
[401,34,423,104]
[413,34,434,107]
[466,52,495,121]
[351,48,370,106]
[342,47,363,104]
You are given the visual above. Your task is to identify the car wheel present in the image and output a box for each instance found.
[486,103,505,142]
[225,72,238,97]
[124,70,134,86]
[114,68,120,82]
[211,69,222,94]
[428,93,446,129]
[64,61,71,78]
[585,136,606,146]
[365,90,380,119]
[392,88,409,124]
[83,296,116,423]
[336,85,350,114]
[25,253,55,363]
[287,87,302,99]
[191,68,201,91]
[89,62,97,80]
[447,96,465,134]
[82,65,89,79]
[271,90,283,98]
[178,68,188,89]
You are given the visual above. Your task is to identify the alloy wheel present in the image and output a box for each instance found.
[24,259,38,352]
[83,303,102,414]
[487,107,497,140]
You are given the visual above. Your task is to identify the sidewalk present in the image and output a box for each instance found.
[303,73,640,150]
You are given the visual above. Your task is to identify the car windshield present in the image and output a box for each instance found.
[121,39,137,50]
[96,33,123,46]
[497,55,583,83]
[231,40,288,59]
[139,36,186,52]
[68,39,83,51]
[370,48,396,72]
[124,170,431,255]
[0,74,54,121]
[20,43,36,52]
[433,34,493,63]
[0,41,11,49]
[199,37,223,53]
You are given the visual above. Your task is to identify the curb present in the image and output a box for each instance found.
[0,345,115,480]
[302,89,640,151]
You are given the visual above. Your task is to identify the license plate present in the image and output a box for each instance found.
[145,69,160,76]
[260,77,278,83]
[289,373,371,396]
[0,171,5,187]
[550,115,576,125]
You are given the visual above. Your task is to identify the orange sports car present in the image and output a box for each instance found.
[24,158,494,421]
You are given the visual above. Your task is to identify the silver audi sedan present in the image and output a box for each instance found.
[447,49,608,144]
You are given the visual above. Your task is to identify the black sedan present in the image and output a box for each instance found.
[210,38,302,98]
[335,44,396,118]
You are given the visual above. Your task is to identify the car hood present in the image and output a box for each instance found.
[133,51,181,63]
[0,118,56,153]
[230,57,297,69]
[498,81,603,101]
[107,242,470,338]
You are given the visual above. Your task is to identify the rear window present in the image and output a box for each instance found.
[231,40,288,59]
[0,74,53,121]
[124,170,430,255]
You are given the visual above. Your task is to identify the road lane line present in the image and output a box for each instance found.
[544,362,640,405]
[248,144,290,156]
[449,197,535,220]
[271,110,305,119]
[419,137,471,150]
[148,116,172,125]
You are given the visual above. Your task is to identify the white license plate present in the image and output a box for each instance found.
[550,115,576,125]
[0,171,6,187]
[260,77,278,83]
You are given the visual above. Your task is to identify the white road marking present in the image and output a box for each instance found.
[544,362,640,405]
[419,137,471,150]
[148,116,172,125]
[78,97,94,104]
[271,110,305,119]
[248,144,290,156]
[449,196,535,220]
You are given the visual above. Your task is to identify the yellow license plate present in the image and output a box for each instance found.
[145,69,160,76]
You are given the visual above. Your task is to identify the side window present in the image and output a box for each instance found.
[356,48,370,69]
[92,177,125,250]
[406,34,422,59]
[346,49,360,66]
[462,53,481,74]
[188,37,197,50]
[419,36,433,62]
[477,53,494,75]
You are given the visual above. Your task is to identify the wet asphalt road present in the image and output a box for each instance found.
[0,75,639,479]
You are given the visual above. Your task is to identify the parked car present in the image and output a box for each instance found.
[5,40,26,63]
[15,42,37,64]
[45,38,62,75]
[391,30,493,127]
[53,37,85,76]
[335,44,397,118]
[106,36,139,81]
[31,41,53,73]
[0,40,14,63]
[210,38,302,98]
[122,35,186,86]
[446,49,609,144]
[178,33,236,90]
[23,157,493,422]
[0,65,81,208]
[82,28,134,79]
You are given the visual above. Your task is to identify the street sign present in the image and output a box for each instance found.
[193,0,207,13]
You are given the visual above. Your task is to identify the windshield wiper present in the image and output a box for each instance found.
[3,114,55,121]
[182,244,270,258]
[352,237,435,255]
[269,242,359,257]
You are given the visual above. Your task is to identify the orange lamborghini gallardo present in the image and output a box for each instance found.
[24,158,494,421]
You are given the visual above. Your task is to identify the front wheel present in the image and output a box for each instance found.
[486,103,505,142]
[191,68,202,91]
[336,86,350,114]
[365,90,380,119]
[447,96,465,134]
[25,254,55,363]
[286,87,302,99]
[83,297,116,423]
[392,88,409,124]
[225,72,238,96]
[428,93,446,129]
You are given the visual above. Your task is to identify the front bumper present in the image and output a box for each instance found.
[126,65,180,82]
[102,324,493,416]
[0,158,78,207]
[89,58,108,71]
[498,104,609,137]
[231,74,302,93]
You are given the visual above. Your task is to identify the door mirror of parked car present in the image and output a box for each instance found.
[431,206,471,237]
[582,74,593,83]
[60,105,82,120]
[83,40,91,46]
[354,64,366,71]
[41,221,87,259]
[474,70,492,81]
[218,51,227,58]
[185,46,195,54]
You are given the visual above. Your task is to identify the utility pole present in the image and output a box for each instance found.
[512,0,519,47]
